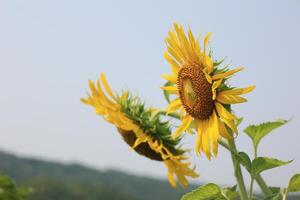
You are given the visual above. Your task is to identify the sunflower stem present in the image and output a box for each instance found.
[227,138,249,200]
[219,139,273,198]
[254,174,272,197]
[249,177,254,199]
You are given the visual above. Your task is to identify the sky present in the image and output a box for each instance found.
[0,0,300,189]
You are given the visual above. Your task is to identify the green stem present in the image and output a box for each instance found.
[249,145,257,199]
[227,138,249,200]
[254,174,272,197]
[219,139,272,198]
[282,188,288,200]
[249,177,254,199]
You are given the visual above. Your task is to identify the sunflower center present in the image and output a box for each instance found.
[177,66,214,120]
[117,128,163,161]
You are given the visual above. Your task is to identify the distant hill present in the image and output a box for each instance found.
[0,150,195,200]
[1,150,299,200]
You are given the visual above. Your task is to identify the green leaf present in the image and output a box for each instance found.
[288,173,300,192]
[237,152,252,172]
[252,157,292,175]
[0,173,30,200]
[263,187,281,200]
[244,119,288,150]
[222,185,239,200]
[181,183,225,200]
[162,81,172,103]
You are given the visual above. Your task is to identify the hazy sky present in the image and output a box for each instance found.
[1,0,299,189]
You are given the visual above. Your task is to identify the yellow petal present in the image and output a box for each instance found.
[203,32,212,53]
[203,55,213,74]
[216,93,247,104]
[203,123,211,160]
[161,86,179,95]
[212,79,223,100]
[218,85,256,96]
[217,118,232,139]
[166,98,182,114]
[162,74,177,84]
[222,118,238,134]
[195,120,204,155]
[203,71,213,84]
[212,67,244,80]
[163,52,180,75]
[100,73,116,100]
[215,102,238,120]
[173,115,193,138]
[167,46,184,65]
[210,111,220,156]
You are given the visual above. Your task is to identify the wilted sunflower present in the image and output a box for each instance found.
[162,23,255,159]
[81,73,199,187]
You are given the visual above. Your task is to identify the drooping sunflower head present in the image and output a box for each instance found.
[162,23,255,159]
[81,73,199,187]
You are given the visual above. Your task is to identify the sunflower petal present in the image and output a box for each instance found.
[195,120,204,155]
[212,67,244,80]
[218,85,256,96]
[163,52,180,75]
[173,115,193,138]
[204,32,212,53]
[215,102,238,120]
[216,93,247,104]
[166,98,182,114]
[100,73,116,100]
[210,111,220,156]
[161,86,179,95]
[162,74,177,84]
[217,118,232,139]
[212,79,223,100]
[222,118,238,134]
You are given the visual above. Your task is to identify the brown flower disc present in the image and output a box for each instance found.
[177,66,214,120]
[117,128,163,161]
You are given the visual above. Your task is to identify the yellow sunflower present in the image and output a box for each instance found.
[81,73,199,187]
[162,23,255,159]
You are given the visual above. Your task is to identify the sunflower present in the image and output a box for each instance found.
[162,23,255,159]
[81,73,199,187]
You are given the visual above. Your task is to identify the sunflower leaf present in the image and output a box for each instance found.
[263,187,281,200]
[163,81,173,103]
[251,157,292,175]
[181,183,226,200]
[237,152,252,172]
[244,119,288,153]
[288,173,300,192]
[222,185,239,200]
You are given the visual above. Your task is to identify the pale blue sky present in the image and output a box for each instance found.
[0,0,299,189]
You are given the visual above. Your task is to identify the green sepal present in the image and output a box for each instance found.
[163,81,173,103]
[117,92,184,156]
[213,58,225,67]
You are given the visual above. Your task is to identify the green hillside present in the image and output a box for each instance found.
[0,151,195,200]
[1,151,299,200]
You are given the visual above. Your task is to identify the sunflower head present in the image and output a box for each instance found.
[162,23,255,159]
[81,73,199,187]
